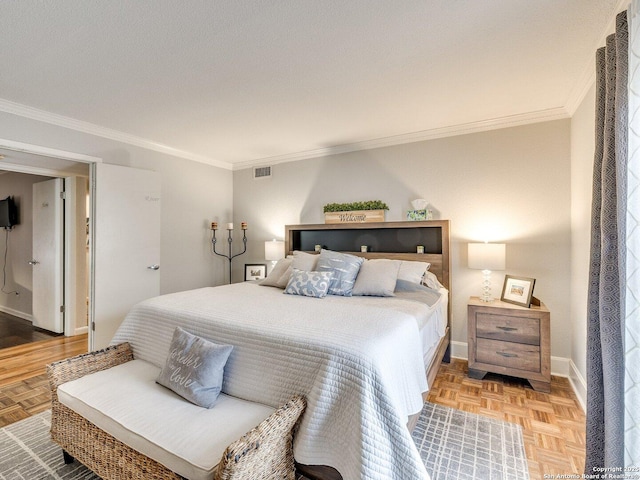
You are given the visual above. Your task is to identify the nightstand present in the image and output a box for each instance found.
[467,296,551,392]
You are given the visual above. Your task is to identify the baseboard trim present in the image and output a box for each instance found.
[72,326,89,336]
[0,305,33,322]
[568,360,587,412]
[450,341,468,360]
[449,340,584,410]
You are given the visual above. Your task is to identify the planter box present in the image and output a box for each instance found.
[324,209,385,224]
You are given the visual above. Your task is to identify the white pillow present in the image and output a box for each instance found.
[422,270,444,290]
[259,258,292,289]
[292,250,319,271]
[397,261,431,284]
[352,259,401,297]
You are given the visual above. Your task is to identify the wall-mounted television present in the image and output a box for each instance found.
[0,196,18,229]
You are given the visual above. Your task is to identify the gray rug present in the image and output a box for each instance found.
[413,402,529,479]
[0,405,528,479]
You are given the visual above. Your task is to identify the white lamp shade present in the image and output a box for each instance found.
[265,240,285,261]
[468,243,506,271]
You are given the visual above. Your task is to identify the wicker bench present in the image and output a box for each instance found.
[47,343,306,480]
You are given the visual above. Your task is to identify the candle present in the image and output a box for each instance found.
[417,245,424,254]
[211,222,218,230]
[226,223,234,230]
[241,222,247,230]
[314,244,321,252]
[361,245,368,252]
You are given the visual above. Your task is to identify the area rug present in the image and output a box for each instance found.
[0,404,528,480]
[413,402,529,479]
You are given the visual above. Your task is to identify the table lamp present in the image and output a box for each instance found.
[468,242,506,302]
[265,240,285,268]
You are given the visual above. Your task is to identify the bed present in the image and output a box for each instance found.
[284,221,451,390]
[111,220,451,480]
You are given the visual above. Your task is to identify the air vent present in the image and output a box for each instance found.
[253,166,272,179]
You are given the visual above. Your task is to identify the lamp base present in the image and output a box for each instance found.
[480,269,494,302]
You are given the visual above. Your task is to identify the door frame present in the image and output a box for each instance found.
[0,138,101,342]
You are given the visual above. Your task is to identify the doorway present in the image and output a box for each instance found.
[0,139,162,353]
[0,146,92,343]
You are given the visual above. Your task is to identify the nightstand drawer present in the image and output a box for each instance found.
[476,313,540,345]
[476,338,541,372]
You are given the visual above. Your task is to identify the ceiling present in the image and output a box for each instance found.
[0,1,623,171]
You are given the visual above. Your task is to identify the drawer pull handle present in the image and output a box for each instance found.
[497,326,518,332]
[497,352,518,358]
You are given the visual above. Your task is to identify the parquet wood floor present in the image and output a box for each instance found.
[0,338,586,480]
[0,334,87,427]
[427,358,586,479]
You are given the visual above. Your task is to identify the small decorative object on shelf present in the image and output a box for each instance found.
[406,199,433,221]
[416,245,424,254]
[323,200,389,224]
[211,221,248,284]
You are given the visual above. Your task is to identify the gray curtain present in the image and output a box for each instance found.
[586,11,628,472]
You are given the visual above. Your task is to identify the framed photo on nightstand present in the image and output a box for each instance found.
[501,275,536,307]
[244,264,267,281]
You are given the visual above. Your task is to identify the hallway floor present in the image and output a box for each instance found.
[0,311,61,350]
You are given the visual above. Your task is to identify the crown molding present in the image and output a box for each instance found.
[565,67,596,116]
[1,99,570,173]
[565,0,629,115]
[232,107,570,170]
[0,99,233,171]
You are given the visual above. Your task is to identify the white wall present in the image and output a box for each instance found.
[570,83,596,405]
[233,119,573,360]
[0,172,51,318]
[0,111,234,295]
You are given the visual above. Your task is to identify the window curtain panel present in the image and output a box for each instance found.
[586,10,627,472]
[626,0,640,466]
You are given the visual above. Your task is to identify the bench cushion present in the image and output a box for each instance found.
[57,359,275,480]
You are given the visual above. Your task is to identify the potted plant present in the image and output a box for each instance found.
[323,200,389,224]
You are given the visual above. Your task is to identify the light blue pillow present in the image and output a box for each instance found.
[284,269,333,298]
[156,327,233,408]
[316,249,364,296]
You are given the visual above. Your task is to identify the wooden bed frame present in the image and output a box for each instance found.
[284,220,451,480]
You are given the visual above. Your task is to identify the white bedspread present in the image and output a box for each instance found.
[111,282,433,480]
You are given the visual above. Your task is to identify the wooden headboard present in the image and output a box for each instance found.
[284,220,450,291]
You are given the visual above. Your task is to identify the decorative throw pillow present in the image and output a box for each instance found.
[316,249,364,296]
[397,260,431,284]
[292,250,319,271]
[284,269,333,298]
[156,327,233,408]
[259,257,293,288]
[352,259,401,297]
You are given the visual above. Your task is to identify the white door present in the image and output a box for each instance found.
[91,163,161,350]
[32,178,64,333]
